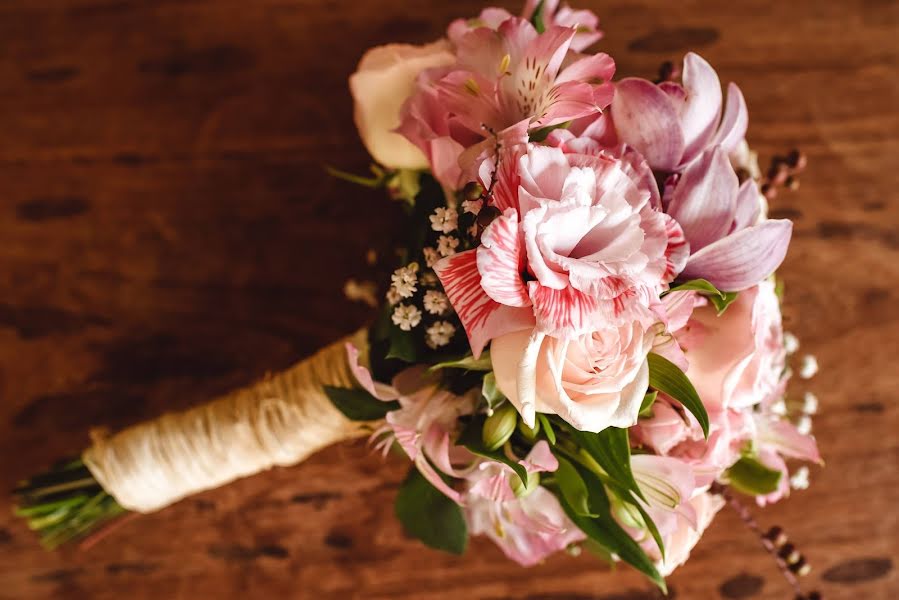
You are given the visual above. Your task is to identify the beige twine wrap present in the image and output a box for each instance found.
[83,328,373,513]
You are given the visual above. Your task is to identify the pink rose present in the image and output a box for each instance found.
[490,322,656,432]
[678,280,786,410]
[349,41,455,169]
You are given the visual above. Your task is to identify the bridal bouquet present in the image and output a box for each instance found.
[15,1,823,596]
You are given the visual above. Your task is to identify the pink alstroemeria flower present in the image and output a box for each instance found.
[347,345,478,503]
[667,147,792,291]
[610,52,748,172]
[399,17,615,187]
[464,441,585,566]
[449,1,603,53]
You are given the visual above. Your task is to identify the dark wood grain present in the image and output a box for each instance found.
[0,0,897,598]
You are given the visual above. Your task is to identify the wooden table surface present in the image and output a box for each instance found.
[1,1,897,598]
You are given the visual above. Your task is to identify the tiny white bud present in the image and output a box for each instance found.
[783,331,800,354]
[790,466,810,490]
[771,399,788,416]
[802,392,819,415]
[798,355,818,379]
[796,415,813,435]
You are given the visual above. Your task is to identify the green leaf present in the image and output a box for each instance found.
[481,372,506,413]
[323,386,399,421]
[554,456,597,517]
[570,426,646,503]
[531,0,547,33]
[537,413,556,445]
[665,278,738,314]
[726,456,783,496]
[386,328,417,362]
[529,120,571,143]
[428,353,492,373]
[647,352,709,438]
[639,390,658,417]
[552,486,666,591]
[457,416,528,486]
[394,468,467,555]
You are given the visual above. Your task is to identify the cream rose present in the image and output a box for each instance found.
[348,40,454,169]
[490,322,656,432]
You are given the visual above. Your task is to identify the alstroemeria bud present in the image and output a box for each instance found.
[509,470,540,498]
[482,403,517,450]
[517,418,540,442]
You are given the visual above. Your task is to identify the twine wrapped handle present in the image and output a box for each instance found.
[83,329,372,513]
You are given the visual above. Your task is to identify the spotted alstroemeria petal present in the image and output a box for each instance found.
[435,250,535,358]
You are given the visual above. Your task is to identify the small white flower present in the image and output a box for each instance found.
[386,287,402,306]
[391,263,420,298]
[392,304,422,331]
[783,331,800,354]
[426,320,456,348]
[796,414,813,435]
[790,466,810,490]
[770,399,788,416]
[429,206,458,233]
[802,392,819,415]
[798,354,818,379]
[423,290,450,315]
[437,235,459,257]
[423,246,440,268]
[462,199,483,216]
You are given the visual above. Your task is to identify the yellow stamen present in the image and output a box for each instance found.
[464,77,480,96]
[498,53,511,76]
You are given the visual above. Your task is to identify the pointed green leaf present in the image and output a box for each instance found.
[726,456,783,496]
[428,353,492,373]
[537,413,556,445]
[570,426,646,503]
[386,328,417,362]
[323,386,399,421]
[647,352,709,438]
[665,278,739,314]
[531,0,547,33]
[394,468,467,555]
[554,456,597,517]
[639,390,658,417]
[480,372,506,413]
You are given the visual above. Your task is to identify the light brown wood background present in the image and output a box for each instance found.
[0,0,897,598]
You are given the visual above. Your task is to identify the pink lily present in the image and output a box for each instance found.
[464,441,585,566]
[667,147,792,291]
[452,1,603,53]
[611,52,748,172]
[347,345,478,503]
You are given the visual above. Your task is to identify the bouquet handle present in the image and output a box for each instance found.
[83,328,371,513]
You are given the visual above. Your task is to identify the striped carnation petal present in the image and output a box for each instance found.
[477,209,530,307]
[528,282,606,338]
[435,250,534,357]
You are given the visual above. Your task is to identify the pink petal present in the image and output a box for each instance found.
[756,417,823,464]
[416,455,464,504]
[679,53,723,165]
[436,70,503,134]
[662,213,690,282]
[667,147,739,251]
[556,52,615,85]
[429,136,466,190]
[520,24,576,81]
[477,209,531,307]
[711,83,748,154]
[516,329,546,427]
[518,145,572,201]
[523,440,559,473]
[681,220,793,291]
[535,81,600,128]
[435,250,535,357]
[612,78,686,171]
[345,343,398,401]
[731,179,761,232]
